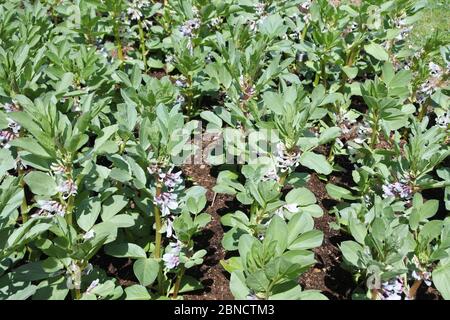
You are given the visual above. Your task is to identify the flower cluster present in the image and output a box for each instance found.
[274,203,299,220]
[411,256,432,286]
[239,75,256,101]
[85,279,100,294]
[1,103,21,149]
[394,18,413,42]
[247,2,268,32]
[32,200,67,218]
[158,168,183,191]
[337,110,357,135]
[56,178,78,199]
[379,276,405,300]
[275,142,301,173]
[152,166,183,237]
[162,241,182,269]
[83,229,95,241]
[382,181,413,200]
[416,62,445,104]
[127,0,152,29]
[155,192,178,217]
[299,0,312,23]
[179,18,201,38]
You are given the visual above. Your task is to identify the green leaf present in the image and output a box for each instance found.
[364,43,389,61]
[299,152,332,175]
[133,258,159,286]
[93,125,118,154]
[124,285,151,300]
[325,183,357,201]
[75,197,102,232]
[340,241,364,267]
[246,270,270,293]
[349,217,367,244]
[286,187,316,206]
[101,195,128,220]
[288,230,323,250]
[0,149,15,178]
[230,271,250,300]
[8,137,50,157]
[419,200,439,220]
[287,212,314,246]
[432,264,450,300]
[265,216,288,254]
[23,172,57,196]
[168,275,203,294]
[105,243,146,259]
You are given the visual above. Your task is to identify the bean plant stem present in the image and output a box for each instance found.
[417,101,428,122]
[370,113,379,149]
[66,195,75,226]
[112,10,124,63]
[172,267,185,299]
[75,288,81,300]
[154,185,162,258]
[138,19,147,72]
[153,183,165,295]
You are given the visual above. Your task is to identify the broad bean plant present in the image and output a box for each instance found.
[0,0,448,300]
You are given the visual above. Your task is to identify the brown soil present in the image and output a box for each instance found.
[181,163,234,300]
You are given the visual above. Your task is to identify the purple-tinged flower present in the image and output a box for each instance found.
[155,192,178,216]
[300,0,312,12]
[57,178,78,199]
[262,167,279,182]
[382,181,412,200]
[169,241,182,255]
[179,18,201,38]
[411,256,433,286]
[85,279,100,294]
[34,200,66,218]
[429,62,442,78]
[159,168,183,190]
[7,119,21,134]
[83,230,95,240]
[0,130,17,149]
[51,162,66,175]
[163,252,180,269]
[380,276,405,300]
[1,102,18,113]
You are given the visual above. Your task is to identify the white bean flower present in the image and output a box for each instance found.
[163,252,180,269]
[155,192,178,216]
[85,279,100,294]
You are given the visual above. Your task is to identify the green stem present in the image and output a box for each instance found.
[138,19,147,73]
[75,288,81,300]
[172,267,185,299]
[313,71,320,86]
[112,11,124,63]
[300,24,308,41]
[19,170,28,223]
[66,195,75,227]
[321,59,327,88]
[370,114,379,149]
[153,183,165,295]
[417,101,428,122]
